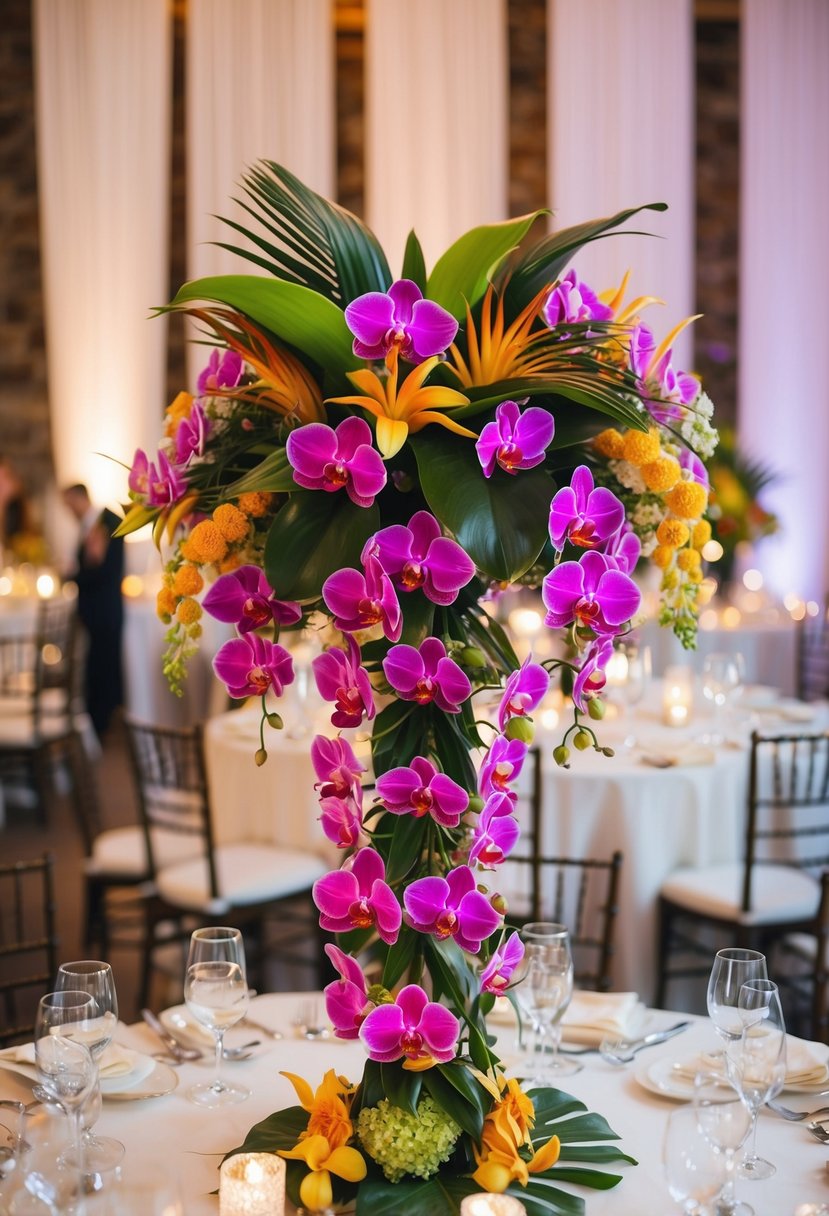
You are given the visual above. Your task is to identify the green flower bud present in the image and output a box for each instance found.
[254,748,268,767]
[460,646,487,668]
[266,712,284,730]
[490,892,508,915]
[573,729,592,751]
[553,745,570,767]
[466,794,484,814]
[601,746,616,758]
[587,697,606,720]
[505,716,535,744]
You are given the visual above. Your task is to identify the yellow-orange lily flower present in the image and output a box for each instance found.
[279,1133,366,1212]
[164,390,195,438]
[447,284,558,388]
[471,1132,561,1193]
[327,348,473,458]
[281,1069,355,1150]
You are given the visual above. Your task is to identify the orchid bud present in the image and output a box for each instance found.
[573,729,592,751]
[254,747,268,767]
[460,646,487,669]
[553,745,570,767]
[505,716,535,744]
[587,697,606,721]
[267,712,284,730]
[467,794,485,814]
[601,746,616,758]
[490,893,508,916]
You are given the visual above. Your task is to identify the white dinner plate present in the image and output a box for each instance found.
[0,1048,158,1095]
[159,1004,262,1054]
[102,1058,178,1101]
[634,1045,829,1102]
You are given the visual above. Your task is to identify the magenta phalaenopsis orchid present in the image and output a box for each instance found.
[468,796,520,868]
[312,644,376,729]
[128,448,187,508]
[542,269,613,331]
[604,526,641,576]
[212,632,295,700]
[322,556,402,642]
[364,511,475,606]
[475,400,555,478]
[480,932,525,995]
[344,279,459,365]
[549,465,625,552]
[542,551,640,636]
[286,416,387,507]
[382,637,472,714]
[359,984,460,1066]
[404,865,501,953]
[311,735,365,803]
[174,401,210,465]
[680,446,709,490]
[324,944,371,1040]
[196,348,243,397]
[202,565,302,634]
[319,795,363,850]
[478,735,528,800]
[629,324,698,425]
[313,847,401,944]
[497,658,550,733]
[572,636,615,710]
[374,756,469,828]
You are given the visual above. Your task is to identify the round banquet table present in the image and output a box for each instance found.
[0,993,824,1214]
[641,611,798,696]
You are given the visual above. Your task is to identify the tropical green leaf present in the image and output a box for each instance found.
[384,813,428,886]
[558,1144,638,1165]
[228,160,392,304]
[222,448,296,497]
[510,1180,584,1215]
[222,1106,307,1160]
[401,230,427,291]
[169,275,358,376]
[380,1063,422,1116]
[412,430,554,582]
[381,923,422,990]
[370,698,421,778]
[456,374,647,433]
[399,590,436,648]
[427,211,547,319]
[551,1168,624,1189]
[422,1066,485,1139]
[355,1173,477,1216]
[263,493,379,601]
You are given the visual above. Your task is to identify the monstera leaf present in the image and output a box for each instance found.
[264,493,379,601]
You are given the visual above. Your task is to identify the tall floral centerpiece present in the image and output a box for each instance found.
[121,164,717,1213]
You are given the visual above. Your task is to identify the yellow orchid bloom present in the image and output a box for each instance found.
[279,1133,366,1212]
[472,1133,561,1193]
[164,390,194,438]
[281,1070,355,1150]
[327,348,473,458]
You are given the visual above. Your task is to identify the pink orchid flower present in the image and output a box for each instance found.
[359,984,459,1066]
[313,847,401,944]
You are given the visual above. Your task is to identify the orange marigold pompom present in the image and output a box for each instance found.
[642,456,681,493]
[688,567,704,584]
[652,545,675,569]
[184,520,228,564]
[621,427,661,467]
[172,564,204,597]
[593,428,625,459]
[692,519,712,548]
[176,597,203,625]
[237,491,274,518]
[676,548,702,572]
[212,503,249,543]
[666,480,708,520]
[156,587,178,620]
[656,519,690,548]
[218,553,244,574]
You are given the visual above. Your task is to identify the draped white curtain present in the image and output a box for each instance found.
[364,0,508,276]
[33,0,172,506]
[186,0,334,383]
[547,0,695,364]
[739,0,829,600]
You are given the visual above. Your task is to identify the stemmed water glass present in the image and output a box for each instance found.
[702,653,744,744]
[514,922,580,1080]
[693,1071,753,1216]
[706,949,767,1049]
[663,1104,725,1214]
[726,980,787,1181]
[33,991,98,1208]
[183,926,250,1107]
[55,960,124,1174]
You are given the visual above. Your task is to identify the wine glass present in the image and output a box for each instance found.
[55,960,124,1173]
[726,980,787,1181]
[33,991,98,1206]
[693,1071,753,1216]
[619,642,652,748]
[707,949,767,1048]
[183,926,250,1107]
[663,1104,725,1214]
[518,922,580,1080]
[702,653,745,743]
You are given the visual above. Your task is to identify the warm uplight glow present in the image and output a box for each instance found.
[697,577,717,607]
[699,607,719,630]
[783,592,800,611]
[605,651,629,687]
[508,608,543,639]
[0,575,11,597]
[121,574,145,598]
[742,568,763,591]
[540,706,560,731]
[701,539,724,562]
[790,601,806,621]
[662,666,693,727]
[806,601,820,618]
[720,606,742,629]
[36,573,56,599]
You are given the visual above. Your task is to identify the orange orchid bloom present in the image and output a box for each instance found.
[281,1069,356,1150]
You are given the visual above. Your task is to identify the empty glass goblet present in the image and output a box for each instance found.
[702,653,745,743]
[663,1104,725,1214]
[726,979,786,1182]
[514,922,580,1080]
[693,1071,753,1216]
[707,949,767,1049]
[183,926,250,1107]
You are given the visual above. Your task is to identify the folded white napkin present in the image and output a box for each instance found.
[675,1035,829,1089]
[0,1040,140,1079]
[639,743,716,768]
[490,989,644,1046]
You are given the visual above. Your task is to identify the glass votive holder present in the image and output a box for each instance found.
[460,1194,528,1215]
[662,666,693,727]
[219,1152,286,1216]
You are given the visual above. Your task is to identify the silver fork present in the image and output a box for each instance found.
[768,1098,829,1122]
[807,1121,829,1143]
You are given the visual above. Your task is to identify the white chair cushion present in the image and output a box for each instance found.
[84,826,204,878]
[661,863,820,926]
[155,844,328,915]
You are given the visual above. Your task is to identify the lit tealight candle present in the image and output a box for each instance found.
[219,1153,286,1216]
[662,666,693,728]
[459,1195,528,1216]
[604,650,629,687]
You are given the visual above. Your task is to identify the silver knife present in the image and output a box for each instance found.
[141,1008,202,1061]
[560,1019,691,1056]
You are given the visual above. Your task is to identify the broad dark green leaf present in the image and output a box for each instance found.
[399,590,436,647]
[511,1180,585,1215]
[401,230,427,291]
[370,697,421,779]
[381,923,422,990]
[427,211,547,319]
[455,375,647,433]
[558,1145,638,1166]
[380,1062,422,1116]
[551,1168,624,1190]
[169,275,357,376]
[353,1059,385,1115]
[355,1173,477,1216]
[422,1066,484,1139]
[384,813,428,886]
[412,430,554,582]
[222,1106,307,1160]
[263,494,379,601]
[223,448,296,497]
[538,1112,623,1143]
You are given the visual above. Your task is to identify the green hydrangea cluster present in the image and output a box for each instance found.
[356,1095,462,1183]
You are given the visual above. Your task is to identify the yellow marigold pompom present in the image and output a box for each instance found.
[652,545,675,569]
[184,520,228,564]
[237,491,274,518]
[593,428,625,459]
[172,564,204,597]
[212,502,249,543]
[677,548,702,572]
[692,519,712,548]
[656,519,690,548]
[176,597,202,625]
[164,390,194,437]
[188,622,203,639]
[621,427,662,466]
[662,568,680,590]
[688,567,704,584]
[642,456,681,493]
[156,587,178,619]
[666,480,708,520]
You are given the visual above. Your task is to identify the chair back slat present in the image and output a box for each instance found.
[0,855,58,1047]
[797,609,829,702]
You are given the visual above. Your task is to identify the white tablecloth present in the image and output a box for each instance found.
[1,994,824,1214]
[642,613,798,696]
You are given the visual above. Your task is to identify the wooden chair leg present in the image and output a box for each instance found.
[655,896,673,1009]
